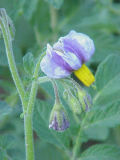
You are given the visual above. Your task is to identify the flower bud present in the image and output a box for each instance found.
[63,89,82,114]
[49,102,69,132]
[77,86,92,112]
[62,79,92,114]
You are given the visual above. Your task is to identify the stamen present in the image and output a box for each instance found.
[74,64,95,87]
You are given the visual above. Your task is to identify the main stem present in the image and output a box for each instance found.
[24,81,37,160]
[24,52,46,160]
[24,114,34,160]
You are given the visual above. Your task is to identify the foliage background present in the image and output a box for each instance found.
[0,0,120,159]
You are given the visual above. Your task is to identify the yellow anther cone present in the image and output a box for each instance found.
[74,64,95,87]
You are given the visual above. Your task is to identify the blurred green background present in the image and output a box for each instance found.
[1,0,120,160]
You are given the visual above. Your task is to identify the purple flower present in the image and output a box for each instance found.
[49,103,69,132]
[49,111,69,131]
[40,30,95,78]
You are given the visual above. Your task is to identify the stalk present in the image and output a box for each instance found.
[0,9,46,160]
[0,10,26,110]
[24,52,46,160]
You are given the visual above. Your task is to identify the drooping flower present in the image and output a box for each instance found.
[40,30,95,86]
[49,102,69,131]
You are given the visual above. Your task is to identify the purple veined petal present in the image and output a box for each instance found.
[54,49,82,70]
[53,40,82,70]
[40,54,71,78]
[54,30,95,63]
[67,31,95,62]
[61,112,69,130]
[53,38,86,65]
[53,40,64,53]
[47,44,73,72]
[49,111,69,131]
[63,38,87,63]
[40,45,72,78]
[51,50,73,71]
[71,31,95,58]
[49,112,59,130]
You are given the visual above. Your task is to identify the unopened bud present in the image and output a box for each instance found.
[63,89,82,114]
[77,86,92,112]
[62,79,92,114]
[49,102,69,132]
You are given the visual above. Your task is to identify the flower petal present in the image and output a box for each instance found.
[40,44,71,78]
[54,30,95,63]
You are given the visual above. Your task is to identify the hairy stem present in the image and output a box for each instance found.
[24,52,46,160]
[37,76,50,84]
[51,80,60,104]
[0,10,26,110]
[24,114,34,160]
[24,80,37,160]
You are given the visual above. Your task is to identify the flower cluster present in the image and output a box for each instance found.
[41,30,95,131]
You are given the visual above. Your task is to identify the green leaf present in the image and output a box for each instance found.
[92,33,120,62]
[0,0,19,19]
[84,101,120,130]
[99,0,112,5]
[84,126,109,141]
[0,101,12,121]
[23,52,35,76]
[45,0,64,9]
[82,55,120,134]
[94,55,120,107]
[40,81,54,101]
[79,144,120,160]
[0,150,6,160]
[36,142,66,160]
[0,135,14,160]
[0,135,14,150]
[0,135,21,160]
[21,0,39,20]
